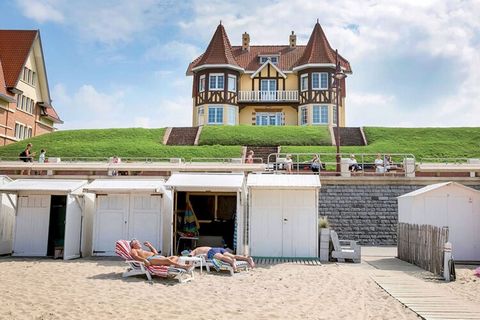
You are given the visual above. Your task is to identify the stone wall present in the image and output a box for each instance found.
[318,183,480,245]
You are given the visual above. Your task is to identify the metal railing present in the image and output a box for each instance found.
[266,152,416,176]
[189,157,263,164]
[238,90,299,102]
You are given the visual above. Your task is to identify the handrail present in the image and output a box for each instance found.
[266,152,416,176]
[419,157,476,164]
[238,90,299,102]
[189,157,263,164]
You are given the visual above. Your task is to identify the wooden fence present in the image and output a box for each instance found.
[397,223,449,275]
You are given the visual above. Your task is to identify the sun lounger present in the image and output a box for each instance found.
[330,230,361,263]
[198,253,250,276]
[115,240,194,283]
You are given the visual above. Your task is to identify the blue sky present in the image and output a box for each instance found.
[0,0,479,129]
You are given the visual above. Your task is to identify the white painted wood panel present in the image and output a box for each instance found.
[128,195,162,251]
[13,195,50,256]
[64,195,82,260]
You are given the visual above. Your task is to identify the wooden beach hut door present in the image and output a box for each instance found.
[63,195,83,260]
[250,189,317,257]
[94,195,128,256]
[448,196,477,261]
[13,195,51,256]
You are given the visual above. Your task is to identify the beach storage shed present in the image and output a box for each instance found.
[165,173,246,255]
[398,182,480,261]
[0,176,15,255]
[247,174,321,258]
[0,179,87,260]
[83,179,170,256]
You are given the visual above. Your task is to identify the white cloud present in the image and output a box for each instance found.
[16,0,178,45]
[145,41,201,62]
[16,0,64,23]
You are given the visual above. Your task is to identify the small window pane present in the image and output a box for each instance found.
[228,75,236,92]
[312,73,320,89]
[313,105,320,123]
[209,75,216,90]
[301,75,308,91]
[320,73,328,89]
[217,75,224,89]
[321,106,328,124]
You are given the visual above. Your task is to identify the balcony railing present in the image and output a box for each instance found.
[238,90,299,102]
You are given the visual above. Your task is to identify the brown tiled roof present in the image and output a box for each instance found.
[39,103,63,124]
[0,59,7,94]
[190,24,240,70]
[0,30,38,88]
[187,22,352,75]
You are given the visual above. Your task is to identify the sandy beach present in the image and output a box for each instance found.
[0,257,421,320]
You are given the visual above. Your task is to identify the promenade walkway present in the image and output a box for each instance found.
[363,247,480,320]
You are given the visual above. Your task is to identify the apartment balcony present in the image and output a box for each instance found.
[238,90,299,103]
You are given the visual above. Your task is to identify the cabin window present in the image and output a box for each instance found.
[209,74,224,91]
[208,106,223,124]
[227,106,236,125]
[313,105,328,124]
[300,74,308,91]
[312,72,328,90]
[259,56,279,64]
[300,107,308,125]
[255,112,283,126]
[228,75,236,92]
[199,75,205,92]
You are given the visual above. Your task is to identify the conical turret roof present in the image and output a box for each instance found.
[191,23,240,70]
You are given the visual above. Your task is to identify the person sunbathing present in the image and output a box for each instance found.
[130,239,190,270]
[189,246,255,271]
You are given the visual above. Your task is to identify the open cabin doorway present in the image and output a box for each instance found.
[46,195,67,258]
[174,191,237,254]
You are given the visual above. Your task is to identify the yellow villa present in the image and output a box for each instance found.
[187,21,352,127]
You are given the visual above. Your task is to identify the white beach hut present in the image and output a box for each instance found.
[246,174,321,258]
[0,179,87,260]
[398,182,480,261]
[83,179,170,256]
[0,176,15,255]
[165,173,246,255]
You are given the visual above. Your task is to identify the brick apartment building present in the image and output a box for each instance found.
[0,30,62,146]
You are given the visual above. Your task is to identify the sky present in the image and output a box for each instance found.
[0,0,479,130]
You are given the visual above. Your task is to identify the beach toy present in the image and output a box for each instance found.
[474,267,480,277]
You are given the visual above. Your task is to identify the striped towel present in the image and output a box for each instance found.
[115,240,169,277]
[211,258,222,271]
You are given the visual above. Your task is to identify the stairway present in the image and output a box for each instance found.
[245,146,279,164]
[166,127,199,145]
[333,127,366,146]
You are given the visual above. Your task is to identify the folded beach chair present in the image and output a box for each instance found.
[115,240,194,283]
[330,230,361,263]
[198,253,250,276]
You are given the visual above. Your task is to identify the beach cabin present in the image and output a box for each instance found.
[0,176,15,255]
[0,179,87,260]
[83,179,170,256]
[165,173,245,255]
[398,182,480,262]
[247,174,321,258]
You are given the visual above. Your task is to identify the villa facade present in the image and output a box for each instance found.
[187,21,352,127]
[0,30,62,146]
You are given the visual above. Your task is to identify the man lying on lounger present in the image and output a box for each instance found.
[189,246,255,272]
[130,239,190,270]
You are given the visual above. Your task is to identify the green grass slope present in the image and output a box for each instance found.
[199,125,331,146]
[0,128,241,160]
[282,127,480,161]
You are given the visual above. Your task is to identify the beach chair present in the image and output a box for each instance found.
[198,253,250,276]
[330,230,361,263]
[115,240,194,283]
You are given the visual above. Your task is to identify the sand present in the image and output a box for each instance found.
[441,265,480,304]
[0,257,419,320]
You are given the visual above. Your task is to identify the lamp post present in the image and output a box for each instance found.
[332,49,347,174]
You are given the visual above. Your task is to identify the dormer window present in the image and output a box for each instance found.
[259,56,279,64]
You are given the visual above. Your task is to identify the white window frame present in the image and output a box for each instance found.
[312,72,329,90]
[255,112,283,126]
[313,105,329,124]
[209,73,224,91]
[199,75,205,92]
[301,74,308,92]
[227,106,236,125]
[228,75,236,92]
[300,107,308,125]
[208,106,223,124]
[259,56,279,64]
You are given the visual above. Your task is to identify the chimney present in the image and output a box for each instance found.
[242,32,250,51]
[289,31,296,48]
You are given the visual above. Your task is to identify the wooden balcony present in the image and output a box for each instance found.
[238,90,299,102]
